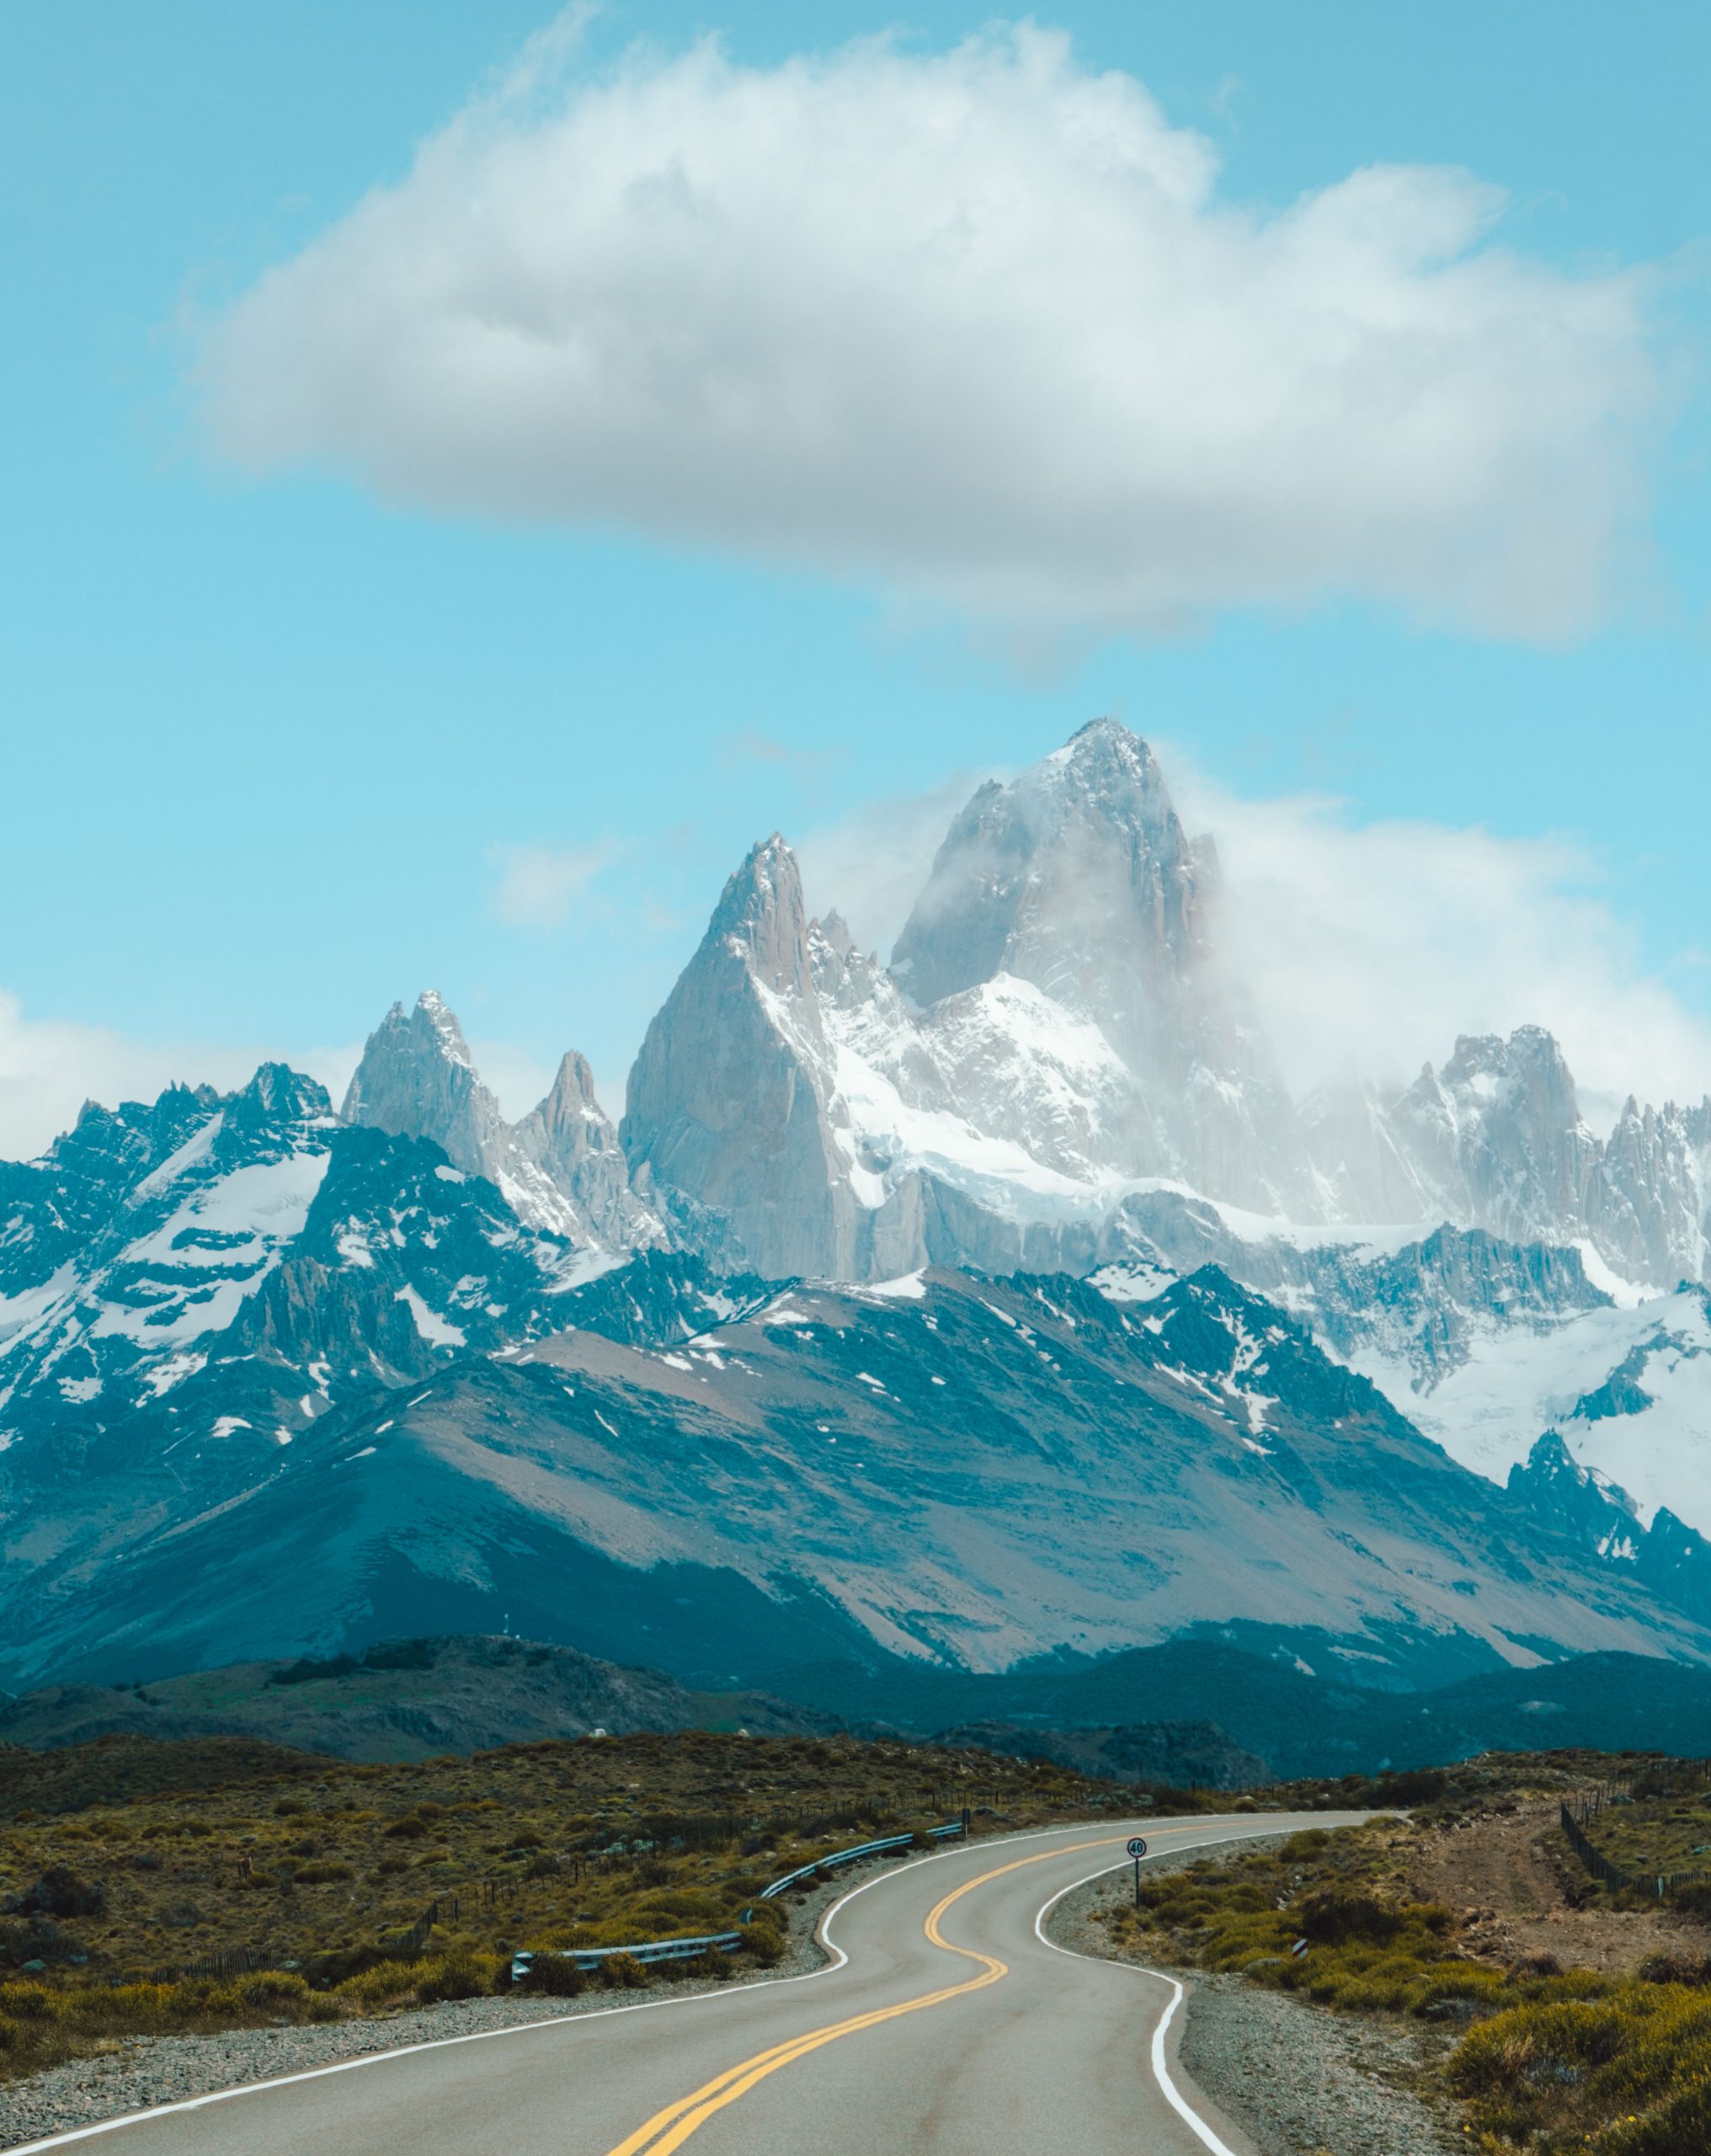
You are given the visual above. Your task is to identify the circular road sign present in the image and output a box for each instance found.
[1126,1836,1148,1858]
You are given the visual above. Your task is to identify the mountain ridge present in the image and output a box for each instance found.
[4,718,1710,1697]
[8,1260,1711,1696]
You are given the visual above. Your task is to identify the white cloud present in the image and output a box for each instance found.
[200,22,1662,640]
[1164,756,1711,1126]
[0,992,358,1162]
[489,841,616,928]
[797,768,995,959]
[464,1035,561,1119]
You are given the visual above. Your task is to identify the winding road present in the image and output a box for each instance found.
[13,1811,1364,2156]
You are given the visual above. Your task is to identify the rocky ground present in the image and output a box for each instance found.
[0,1860,855,2151]
[1046,1844,1464,2156]
[1175,1977,1463,2156]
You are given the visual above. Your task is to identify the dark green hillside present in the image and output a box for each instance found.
[0,1634,831,1768]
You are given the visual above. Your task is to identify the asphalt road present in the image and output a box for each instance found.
[17,1812,1365,2156]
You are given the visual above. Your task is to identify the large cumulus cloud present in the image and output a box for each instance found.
[200,22,1661,638]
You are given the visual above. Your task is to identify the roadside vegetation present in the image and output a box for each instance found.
[0,1726,1122,2082]
[1101,1753,1711,2153]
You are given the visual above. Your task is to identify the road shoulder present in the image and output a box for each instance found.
[1045,1845,1463,2156]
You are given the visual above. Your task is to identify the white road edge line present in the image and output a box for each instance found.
[1032,1828,1282,2156]
[1,1815,1178,2155]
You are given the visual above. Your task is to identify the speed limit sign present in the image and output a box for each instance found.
[1126,1836,1148,1857]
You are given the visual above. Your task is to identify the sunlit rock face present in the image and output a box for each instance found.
[620,723,1322,1279]
[616,719,1708,1290]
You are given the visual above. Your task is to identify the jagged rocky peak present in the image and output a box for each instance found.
[322,723,1708,1298]
[1507,1432,1711,1625]
[709,833,820,1005]
[227,1061,332,1140]
[532,1048,604,1135]
[1508,1431,1641,1547]
[1591,1096,1711,1289]
[623,832,862,1278]
[808,907,884,1011]
[48,1081,222,1193]
[621,724,1320,1280]
[1439,1026,1585,1131]
[514,1047,609,1183]
[512,1049,663,1253]
[3,1073,280,1301]
[414,986,471,1065]
[1310,1024,1710,1289]
[342,990,503,1177]
[892,717,1209,1021]
[882,718,1314,1214]
[1386,1025,1600,1248]
[342,990,658,1253]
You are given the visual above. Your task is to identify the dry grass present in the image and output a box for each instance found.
[0,1727,1123,2081]
[1101,1797,1711,2153]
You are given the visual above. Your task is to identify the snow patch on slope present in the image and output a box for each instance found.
[1354,1288,1711,1533]
[393,1284,468,1350]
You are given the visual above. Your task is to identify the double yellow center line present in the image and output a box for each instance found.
[602,1835,1123,2156]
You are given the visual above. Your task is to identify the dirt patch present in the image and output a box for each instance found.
[1405,1798,1711,1973]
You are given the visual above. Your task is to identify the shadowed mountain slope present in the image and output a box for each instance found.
[8,1266,1710,1697]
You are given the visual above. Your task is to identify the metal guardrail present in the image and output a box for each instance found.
[510,1817,969,1986]
[510,1931,743,1984]
[757,1818,967,1900]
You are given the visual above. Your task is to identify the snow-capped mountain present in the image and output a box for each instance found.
[5,714,1711,1688]
[0,1062,588,1469]
[0,1065,338,1449]
[1326,1027,1711,1289]
[1508,1429,1711,1622]
[621,723,1325,1279]
[622,718,1709,1295]
[1094,1208,1711,1543]
[613,714,1711,1549]
[1364,1279,1711,1534]
[890,724,1314,1214]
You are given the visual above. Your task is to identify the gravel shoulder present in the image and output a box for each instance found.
[1046,1841,1465,2156]
[0,1855,868,2152]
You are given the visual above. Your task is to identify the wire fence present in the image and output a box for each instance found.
[141,1941,277,1986]
[380,1872,544,1955]
[1559,1782,1711,1901]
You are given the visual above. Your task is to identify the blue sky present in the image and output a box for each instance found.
[3,2,1708,1149]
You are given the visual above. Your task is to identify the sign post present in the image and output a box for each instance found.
[1127,1835,1148,1906]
